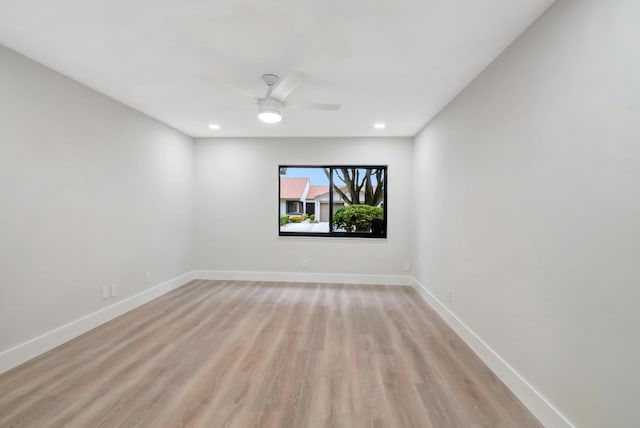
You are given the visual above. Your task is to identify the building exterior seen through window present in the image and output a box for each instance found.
[279,166,387,238]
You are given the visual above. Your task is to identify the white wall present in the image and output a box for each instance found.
[195,138,413,277]
[0,46,195,353]
[413,1,640,427]
[4,0,638,422]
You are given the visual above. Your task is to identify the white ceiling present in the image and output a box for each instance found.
[0,0,554,137]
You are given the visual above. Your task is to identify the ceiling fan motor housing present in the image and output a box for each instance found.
[258,97,282,113]
[257,97,283,123]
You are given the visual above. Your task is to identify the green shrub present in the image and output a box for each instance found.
[290,215,303,223]
[302,213,309,220]
[332,204,383,232]
[309,214,315,221]
[280,214,290,226]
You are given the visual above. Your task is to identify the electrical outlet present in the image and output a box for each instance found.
[145,272,151,284]
[110,284,117,298]
[302,259,309,270]
[447,290,452,304]
[403,261,411,272]
[101,285,110,300]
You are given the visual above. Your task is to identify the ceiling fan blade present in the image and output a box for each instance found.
[201,73,260,99]
[219,82,260,99]
[270,71,307,101]
[210,104,256,110]
[285,101,341,111]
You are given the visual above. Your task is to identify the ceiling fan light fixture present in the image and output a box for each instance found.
[257,98,283,124]
[258,110,282,124]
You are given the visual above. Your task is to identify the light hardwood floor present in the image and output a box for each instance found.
[0,280,542,427]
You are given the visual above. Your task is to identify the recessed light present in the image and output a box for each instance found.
[374,123,386,129]
[208,123,221,130]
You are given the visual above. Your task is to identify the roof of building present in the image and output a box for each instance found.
[309,185,378,199]
[281,178,379,200]
[280,177,309,199]
[306,185,330,199]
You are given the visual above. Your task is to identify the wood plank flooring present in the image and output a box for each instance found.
[0,280,542,427]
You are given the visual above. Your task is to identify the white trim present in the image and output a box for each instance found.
[0,271,195,375]
[411,278,575,428]
[194,270,412,286]
[0,270,575,428]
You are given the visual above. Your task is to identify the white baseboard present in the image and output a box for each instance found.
[193,269,413,286]
[0,269,574,428]
[0,271,195,375]
[0,270,406,375]
[411,278,575,428]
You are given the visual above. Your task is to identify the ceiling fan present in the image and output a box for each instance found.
[221,72,341,124]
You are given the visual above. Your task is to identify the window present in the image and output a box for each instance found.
[286,201,303,214]
[279,165,387,238]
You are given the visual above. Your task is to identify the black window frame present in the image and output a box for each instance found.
[278,165,388,239]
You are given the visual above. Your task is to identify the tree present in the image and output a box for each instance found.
[323,167,385,206]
